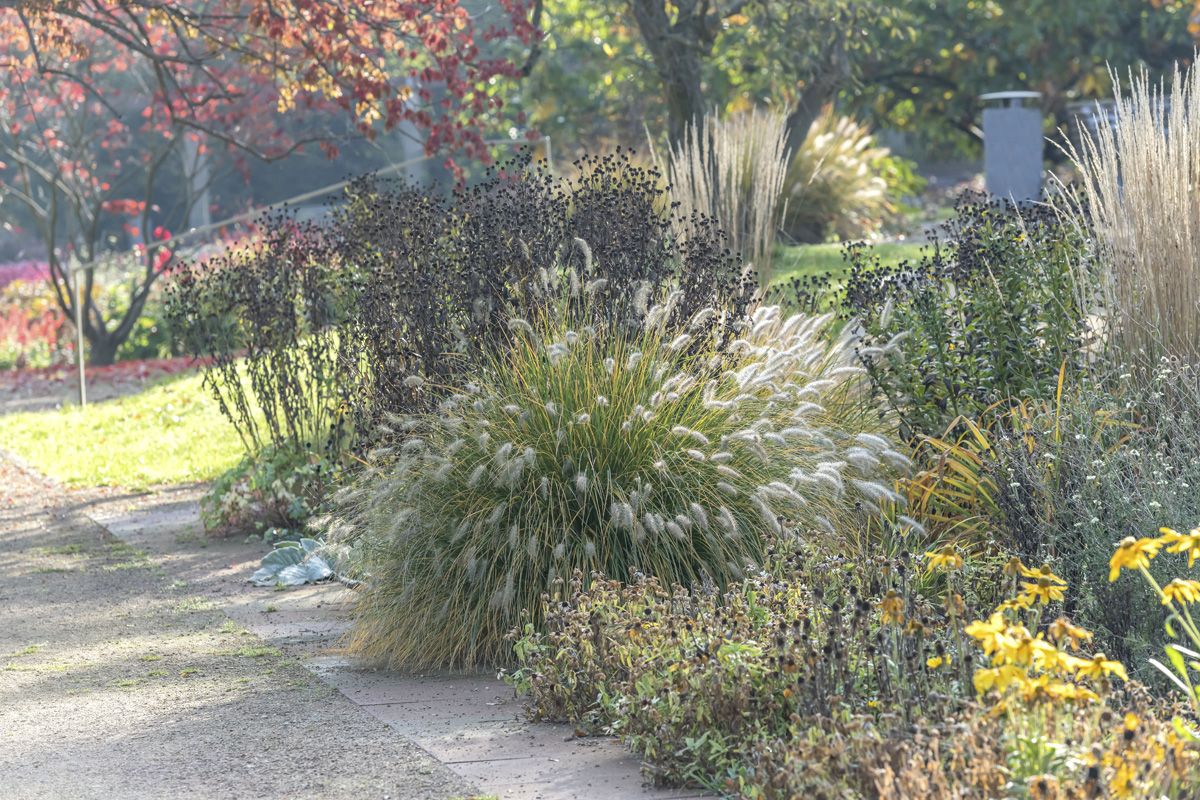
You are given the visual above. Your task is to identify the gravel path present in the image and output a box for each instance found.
[0,458,475,800]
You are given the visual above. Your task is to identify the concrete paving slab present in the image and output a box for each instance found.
[76,487,714,800]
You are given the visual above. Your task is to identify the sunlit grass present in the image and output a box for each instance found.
[771,241,924,285]
[0,370,244,489]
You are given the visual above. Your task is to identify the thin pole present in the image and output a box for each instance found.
[73,271,86,407]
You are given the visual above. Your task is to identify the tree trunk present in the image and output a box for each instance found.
[629,0,712,146]
[784,79,839,158]
[87,333,120,367]
[663,66,707,145]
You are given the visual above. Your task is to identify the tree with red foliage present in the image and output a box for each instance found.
[0,1,539,364]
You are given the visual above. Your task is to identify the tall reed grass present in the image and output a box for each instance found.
[1057,60,1200,364]
[657,109,790,285]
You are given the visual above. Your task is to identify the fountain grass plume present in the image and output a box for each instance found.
[333,291,901,668]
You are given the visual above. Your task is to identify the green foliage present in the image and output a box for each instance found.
[0,371,243,489]
[333,291,899,668]
[860,0,1196,155]
[511,1,1193,160]
[766,242,925,319]
[836,197,1092,439]
[201,446,337,540]
[112,287,177,362]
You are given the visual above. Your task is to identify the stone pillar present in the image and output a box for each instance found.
[980,91,1044,202]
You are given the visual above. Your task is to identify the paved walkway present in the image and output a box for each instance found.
[3,458,708,799]
[0,458,472,800]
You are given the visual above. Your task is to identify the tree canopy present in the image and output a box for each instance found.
[516,0,1195,156]
[0,0,539,363]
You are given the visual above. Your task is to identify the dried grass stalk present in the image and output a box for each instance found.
[1056,61,1200,363]
[658,109,790,286]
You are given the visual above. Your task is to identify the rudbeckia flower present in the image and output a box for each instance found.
[1076,652,1127,682]
[1160,578,1200,605]
[1159,526,1200,568]
[1109,536,1162,582]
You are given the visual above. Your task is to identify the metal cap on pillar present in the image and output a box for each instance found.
[980,91,1044,203]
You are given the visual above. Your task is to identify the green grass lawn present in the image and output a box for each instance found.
[0,371,245,489]
[770,241,926,286]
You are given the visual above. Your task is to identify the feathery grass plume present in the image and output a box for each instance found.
[782,110,921,244]
[656,108,791,285]
[332,293,896,668]
[1055,59,1200,365]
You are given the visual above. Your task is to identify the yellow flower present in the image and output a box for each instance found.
[999,627,1055,667]
[880,590,905,626]
[965,612,1008,657]
[973,664,1024,694]
[1047,617,1093,650]
[1160,526,1200,568]
[924,545,964,573]
[1161,578,1200,605]
[1109,757,1136,799]
[1076,652,1128,682]
[1035,647,1089,675]
[926,655,951,669]
[1019,563,1067,585]
[1045,681,1099,705]
[1109,536,1162,582]
[1123,711,1140,732]
[997,594,1035,612]
[1020,577,1066,605]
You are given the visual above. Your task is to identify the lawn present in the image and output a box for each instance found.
[0,370,244,489]
[770,240,925,285]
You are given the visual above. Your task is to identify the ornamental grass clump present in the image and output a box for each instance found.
[333,287,902,668]
[1057,61,1200,364]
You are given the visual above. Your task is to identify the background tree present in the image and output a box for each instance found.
[0,0,539,364]
[515,0,1193,158]
[860,0,1195,155]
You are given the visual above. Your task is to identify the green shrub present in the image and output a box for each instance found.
[332,290,901,668]
[836,196,1092,439]
[202,446,338,540]
[507,548,1200,798]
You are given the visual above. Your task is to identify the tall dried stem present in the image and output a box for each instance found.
[658,109,791,286]
[1056,61,1200,364]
